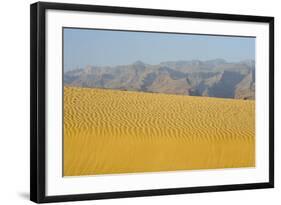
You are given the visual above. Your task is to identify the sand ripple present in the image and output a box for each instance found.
[64,86,255,176]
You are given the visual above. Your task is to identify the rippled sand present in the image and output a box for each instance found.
[64,86,255,176]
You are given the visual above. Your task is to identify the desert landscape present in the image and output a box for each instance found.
[64,86,255,176]
[63,28,256,176]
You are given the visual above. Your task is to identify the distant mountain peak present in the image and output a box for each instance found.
[84,65,94,73]
[133,60,146,66]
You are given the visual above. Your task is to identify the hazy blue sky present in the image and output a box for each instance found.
[64,28,255,71]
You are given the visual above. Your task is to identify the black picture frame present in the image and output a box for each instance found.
[30,1,274,203]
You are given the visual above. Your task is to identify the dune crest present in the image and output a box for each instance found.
[64,86,255,176]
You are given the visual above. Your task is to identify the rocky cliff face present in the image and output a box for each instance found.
[64,59,255,100]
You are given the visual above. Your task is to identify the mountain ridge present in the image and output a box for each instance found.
[64,59,255,100]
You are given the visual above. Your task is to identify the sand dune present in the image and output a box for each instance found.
[64,86,255,176]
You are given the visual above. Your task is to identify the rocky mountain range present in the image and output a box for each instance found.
[64,59,255,100]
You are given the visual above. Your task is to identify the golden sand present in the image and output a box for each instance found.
[64,86,255,176]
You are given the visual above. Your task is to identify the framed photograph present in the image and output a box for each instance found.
[30,2,274,203]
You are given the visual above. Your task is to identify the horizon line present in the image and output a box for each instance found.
[64,58,255,71]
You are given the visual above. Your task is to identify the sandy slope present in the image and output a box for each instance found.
[64,86,255,176]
